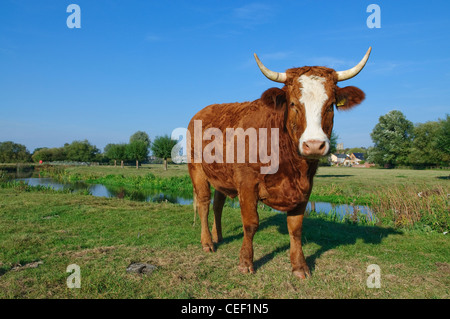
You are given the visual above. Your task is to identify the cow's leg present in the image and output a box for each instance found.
[190,167,214,252]
[287,202,311,279]
[238,189,259,274]
[212,190,226,243]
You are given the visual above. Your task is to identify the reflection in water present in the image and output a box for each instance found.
[14,177,374,219]
[15,177,193,205]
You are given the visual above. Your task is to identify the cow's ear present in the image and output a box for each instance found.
[261,87,287,110]
[335,86,365,111]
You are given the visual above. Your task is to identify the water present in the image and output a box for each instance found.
[14,177,374,220]
[15,177,193,205]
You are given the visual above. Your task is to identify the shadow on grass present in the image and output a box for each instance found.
[315,175,354,178]
[219,213,401,274]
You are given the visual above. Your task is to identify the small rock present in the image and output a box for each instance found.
[42,215,59,220]
[126,263,157,275]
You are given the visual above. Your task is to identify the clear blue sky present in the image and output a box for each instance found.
[1,0,449,152]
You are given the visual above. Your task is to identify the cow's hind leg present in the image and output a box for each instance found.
[287,202,311,279]
[212,190,226,243]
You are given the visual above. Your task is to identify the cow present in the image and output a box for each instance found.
[187,48,371,279]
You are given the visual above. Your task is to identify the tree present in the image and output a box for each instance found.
[32,148,52,163]
[129,131,150,147]
[328,131,339,154]
[368,110,413,167]
[408,121,441,167]
[65,140,100,162]
[126,140,149,169]
[435,115,450,166]
[151,135,177,170]
[0,141,31,163]
[105,143,126,167]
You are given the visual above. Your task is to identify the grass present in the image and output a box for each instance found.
[1,164,448,298]
[0,185,448,299]
[46,164,190,179]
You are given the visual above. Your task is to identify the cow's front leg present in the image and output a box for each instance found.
[287,203,311,279]
[238,191,259,274]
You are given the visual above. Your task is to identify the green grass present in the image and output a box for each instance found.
[0,185,449,299]
[53,164,190,179]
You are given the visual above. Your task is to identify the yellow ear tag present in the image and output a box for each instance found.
[336,98,347,107]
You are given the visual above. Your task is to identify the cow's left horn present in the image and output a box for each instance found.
[254,53,287,83]
[336,47,372,82]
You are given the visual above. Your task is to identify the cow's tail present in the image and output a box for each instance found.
[192,191,198,227]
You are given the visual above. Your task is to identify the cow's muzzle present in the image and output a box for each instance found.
[301,140,328,158]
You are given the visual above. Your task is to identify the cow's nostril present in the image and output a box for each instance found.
[319,142,326,150]
[302,142,309,151]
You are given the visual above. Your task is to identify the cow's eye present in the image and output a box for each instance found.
[290,102,295,107]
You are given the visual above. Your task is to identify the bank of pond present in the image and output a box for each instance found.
[2,165,376,225]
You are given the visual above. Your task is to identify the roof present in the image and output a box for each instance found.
[333,154,348,159]
[352,153,365,160]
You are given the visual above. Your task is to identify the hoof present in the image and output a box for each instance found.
[292,267,311,279]
[202,243,215,253]
[238,264,255,274]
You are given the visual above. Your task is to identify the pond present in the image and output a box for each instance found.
[14,176,375,220]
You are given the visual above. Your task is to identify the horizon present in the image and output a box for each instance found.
[1,1,449,153]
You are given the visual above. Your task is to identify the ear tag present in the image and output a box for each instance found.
[336,98,347,107]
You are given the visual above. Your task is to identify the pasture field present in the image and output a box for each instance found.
[0,182,449,299]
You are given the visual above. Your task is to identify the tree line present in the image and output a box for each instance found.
[0,131,177,170]
[367,111,449,168]
[1,113,449,169]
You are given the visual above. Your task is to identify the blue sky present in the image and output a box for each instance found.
[1,0,449,152]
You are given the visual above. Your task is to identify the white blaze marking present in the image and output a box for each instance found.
[298,75,330,154]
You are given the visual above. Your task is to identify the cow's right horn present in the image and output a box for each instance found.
[254,53,287,83]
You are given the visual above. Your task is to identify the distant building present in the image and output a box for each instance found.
[350,153,365,164]
[336,143,344,151]
[330,153,349,165]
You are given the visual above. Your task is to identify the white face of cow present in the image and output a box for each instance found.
[298,75,330,158]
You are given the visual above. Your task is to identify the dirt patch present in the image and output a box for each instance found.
[435,262,450,274]
[11,261,43,271]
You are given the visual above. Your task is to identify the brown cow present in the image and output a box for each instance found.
[187,48,371,279]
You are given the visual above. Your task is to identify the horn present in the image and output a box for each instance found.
[336,47,372,82]
[254,53,287,83]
